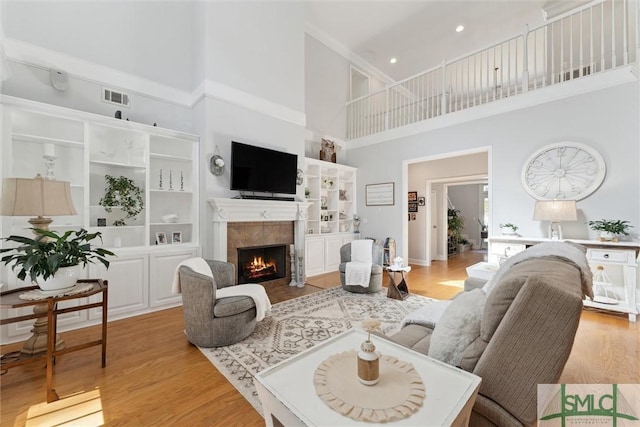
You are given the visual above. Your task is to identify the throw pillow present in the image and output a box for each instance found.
[428,288,486,366]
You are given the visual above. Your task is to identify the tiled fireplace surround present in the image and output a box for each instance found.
[208,198,309,286]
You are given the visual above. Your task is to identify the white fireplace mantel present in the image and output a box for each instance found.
[207,198,310,262]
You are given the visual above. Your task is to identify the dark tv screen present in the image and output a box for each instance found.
[230,141,298,195]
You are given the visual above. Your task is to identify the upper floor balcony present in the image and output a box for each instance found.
[346,0,639,142]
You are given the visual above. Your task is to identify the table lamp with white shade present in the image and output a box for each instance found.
[1,174,77,232]
[0,174,78,355]
[533,200,577,240]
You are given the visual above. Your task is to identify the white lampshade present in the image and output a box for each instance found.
[1,176,77,229]
[533,200,577,222]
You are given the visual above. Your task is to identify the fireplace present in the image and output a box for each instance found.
[237,244,286,284]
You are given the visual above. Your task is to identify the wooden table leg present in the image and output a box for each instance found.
[102,282,108,368]
[46,299,60,403]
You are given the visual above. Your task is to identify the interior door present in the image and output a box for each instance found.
[430,189,438,261]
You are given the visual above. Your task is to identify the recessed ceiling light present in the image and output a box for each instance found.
[390,57,397,64]
[456,25,464,33]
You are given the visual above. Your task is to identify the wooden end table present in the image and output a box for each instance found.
[0,279,108,403]
[386,265,411,300]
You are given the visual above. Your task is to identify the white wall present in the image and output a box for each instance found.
[350,82,639,259]
[4,1,195,91]
[202,2,304,113]
[305,34,349,144]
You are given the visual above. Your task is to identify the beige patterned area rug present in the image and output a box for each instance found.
[198,286,435,415]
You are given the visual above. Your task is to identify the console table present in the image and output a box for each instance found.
[0,279,108,402]
[488,237,639,322]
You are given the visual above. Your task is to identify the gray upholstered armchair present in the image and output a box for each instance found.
[339,241,384,293]
[179,260,257,347]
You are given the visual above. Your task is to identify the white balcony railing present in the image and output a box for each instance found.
[347,0,639,140]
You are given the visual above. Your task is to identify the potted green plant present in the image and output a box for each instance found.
[448,208,464,236]
[586,219,633,241]
[99,175,144,226]
[499,223,518,236]
[0,228,115,292]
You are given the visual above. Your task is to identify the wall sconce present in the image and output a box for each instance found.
[209,146,225,176]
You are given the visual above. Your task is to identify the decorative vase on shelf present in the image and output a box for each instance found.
[357,339,379,385]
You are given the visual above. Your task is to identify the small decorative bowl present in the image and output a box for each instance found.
[162,214,178,223]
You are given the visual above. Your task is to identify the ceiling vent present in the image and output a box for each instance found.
[102,87,130,108]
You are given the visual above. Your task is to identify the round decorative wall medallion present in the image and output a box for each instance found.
[209,155,225,176]
[521,142,606,200]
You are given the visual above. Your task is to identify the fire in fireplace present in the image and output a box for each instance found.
[237,244,286,284]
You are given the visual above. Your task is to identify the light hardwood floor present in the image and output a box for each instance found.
[1,251,638,426]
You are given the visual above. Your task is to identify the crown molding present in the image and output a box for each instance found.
[193,80,306,127]
[3,38,193,106]
[304,21,395,86]
[2,38,306,127]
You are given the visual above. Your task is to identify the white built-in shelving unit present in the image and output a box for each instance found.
[0,95,201,344]
[304,158,358,276]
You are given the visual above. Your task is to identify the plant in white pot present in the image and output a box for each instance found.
[0,228,115,292]
[586,219,633,241]
[499,223,519,236]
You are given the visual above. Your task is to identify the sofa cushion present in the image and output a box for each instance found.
[213,295,256,317]
[481,257,583,342]
[381,324,433,355]
[428,288,486,366]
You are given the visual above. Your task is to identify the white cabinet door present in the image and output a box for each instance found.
[305,237,326,277]
[149,248,198,308]
[324,236,344,272]
[89,252,149,320]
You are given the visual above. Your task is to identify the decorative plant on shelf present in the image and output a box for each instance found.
[0,228,115,290]
[322,177,334,188]
[499,223,519,235]
[586,219,632,239]
[99,175,144,226]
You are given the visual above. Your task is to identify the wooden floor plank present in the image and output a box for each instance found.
[1,251,638,426]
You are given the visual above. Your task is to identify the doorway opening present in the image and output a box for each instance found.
[404,148,490,267]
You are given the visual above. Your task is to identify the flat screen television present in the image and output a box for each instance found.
[230,141,298,195]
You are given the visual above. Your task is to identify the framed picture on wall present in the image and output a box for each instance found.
[418,197,425,206]
[408,191,417,202]
[366,182,395,206]
[410,213,417,221]
[408,202,418,212]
